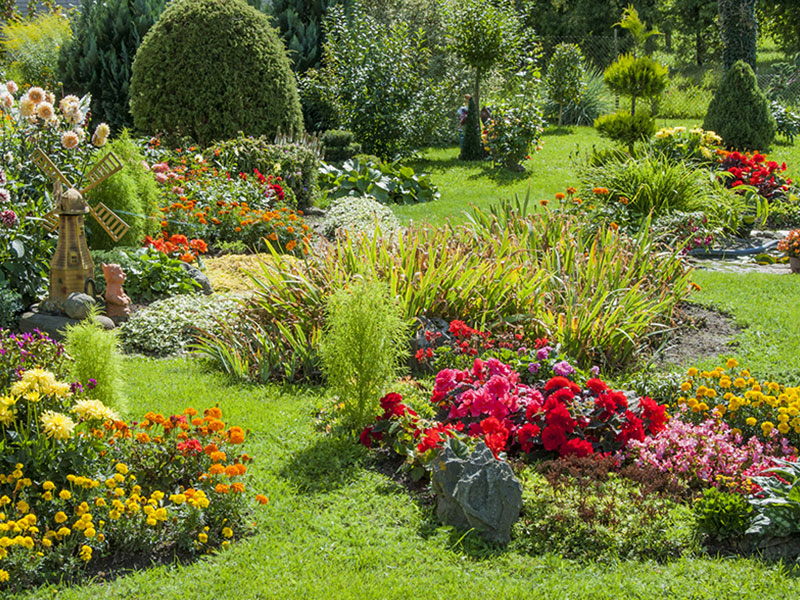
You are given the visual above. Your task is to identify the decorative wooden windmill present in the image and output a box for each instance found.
[32,148,129,305]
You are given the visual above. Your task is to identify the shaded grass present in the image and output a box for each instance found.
[686,269,800,383]
[13,356,800,599]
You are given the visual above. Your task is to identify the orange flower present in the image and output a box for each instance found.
[566,187,577,194]
[555,193,565,200]
[228,427,245,444]
[206,407,222,419]
[592,187,610,195]
[225,465,240,478]
[690,282,702,291]
[267,232,278,241]
[255,494,269,505]
[231,483,245,493]
[619,196,630,205]
[286,240,297,252]
[209,464,225,475]
[208,419,225,432]
[204,443,219,455]
[192,417,203,426]
[210,451,227,463]
[214,483,230,494]
[609,222,619,231]
[179,252,195,263]
[184,407,198,417]
[136,433,151,443]
[539,199,549,206]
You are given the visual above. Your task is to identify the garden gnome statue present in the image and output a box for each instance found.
[102,263,131,321]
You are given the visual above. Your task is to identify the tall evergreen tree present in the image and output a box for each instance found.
[460,97,482,161]
[718,0,758,71]
[270,0,348,73]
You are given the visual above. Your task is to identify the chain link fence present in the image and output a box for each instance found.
[539,35,800,122]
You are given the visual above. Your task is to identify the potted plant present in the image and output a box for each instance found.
[778,229,800,273]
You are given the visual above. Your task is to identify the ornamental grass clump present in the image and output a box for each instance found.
[319,278,410,431]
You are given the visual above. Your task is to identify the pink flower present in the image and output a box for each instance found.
[155,173,168,184]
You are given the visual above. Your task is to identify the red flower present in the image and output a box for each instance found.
[544,402,576,434]
[518,423,540,453]
[480,416,509,457]
[417,428,443,453]
[534,337,549,349]
[544,376,571,393]
[541,426,567,451]
[617,411,645,445]
[594,392,618,421]
[585,378,608,395]
[359,426,374,448]
[176,438,203,455]
[640,396,669,434]
[560,438,593,457]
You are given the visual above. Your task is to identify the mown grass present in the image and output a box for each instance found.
[688,269,800,383]
[396,119,800,226]
[12,355,800,600]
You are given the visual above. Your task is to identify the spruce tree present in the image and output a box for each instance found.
[704,60,775,150]
[718,0,757,71]
[460,97,482,161]
[59,0,167,132]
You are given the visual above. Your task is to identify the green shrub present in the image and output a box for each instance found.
[771,101,800,142]
[298,67,340,132]
[0,284,23,329]
[704,60,775,151]
[207,135,320,207]
[86,130,160,249]
[64,315,126,413]
[129,0,304,146]
[545,42,586,127]
[319,157,439,205]
[1,12,72,88]
[91,247,201,304]
[322,129,360,163]
[460,97,482,161]
[544,69,610,127]
[594,111,656,151]
[694,487,753,539]
[120,294,238,356]
[58,0,167,131]
[513,468,695,560]
[321,195,400,239]
[604,54,668,114]
[318,278,410,431]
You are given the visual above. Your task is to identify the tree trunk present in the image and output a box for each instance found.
[631,95,636,117]
[558,101,563,127]
[695,31,704,66]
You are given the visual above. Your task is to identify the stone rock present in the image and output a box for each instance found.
[431,442,522,544]
[63,292,96,320]
[19,307,114,341]
[181,262,213,295]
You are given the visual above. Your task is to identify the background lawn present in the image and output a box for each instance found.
[396,120,800,226]
[11,350,800,600]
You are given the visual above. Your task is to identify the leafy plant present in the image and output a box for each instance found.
[321,195,400,239]
[129,0,304,146]
[0,283,23,329]
[545,43,586,127]
[694,487,753,539]
[64,313,126,413]
[543,69,610,127]
[58,0,167,131]
[91,247,201,303]
[771,101,800,143]
[704,61,775,151]
[594,111,656,152]
[120,294,239,356]
[748,459,800,537]
[319,278,410,431]
[321,129,361,163]
[1,12,72,88]
[319,157,439,205]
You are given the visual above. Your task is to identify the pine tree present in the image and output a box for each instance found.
[460,97,482,161]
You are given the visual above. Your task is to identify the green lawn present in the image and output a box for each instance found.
[12,352,800,600]
[395,119,800,226]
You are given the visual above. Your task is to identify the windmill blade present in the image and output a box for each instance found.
[81,152,123,195]
[40,209,59,232]
[89,202,129,243]
[31,148,72,189]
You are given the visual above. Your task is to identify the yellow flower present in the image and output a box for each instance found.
[222,527,233,538]
[0,568,8,582]
[59,490,71,500]
[746,417,757,426]
[680,382,692,392]
[72,399,119,422]
[687,368,698,377]
[40,410,75,440]
[778,422,790,434]
[43,481,55,491]
[35,101,54,120]
[115,463,129,475]
[198,532,208,543]
[762,421,775,434]
[61,130,80,150]
[79,544,92,562]
[726,358,739,369]
[92,122,110,147]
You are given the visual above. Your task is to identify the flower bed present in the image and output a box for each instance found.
[0,334,266,590]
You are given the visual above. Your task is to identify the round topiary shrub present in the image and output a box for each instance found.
[704,60,775,151]
[129,0,304,146]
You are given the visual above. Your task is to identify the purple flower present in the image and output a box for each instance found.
[536,347,551,361]
[0,208,16,227]
[70,381,83,394]
[86,378,97,390]
[516,346,528,356]
[527,362,540,375]
[590,365,600,376]
[553,360,575,377]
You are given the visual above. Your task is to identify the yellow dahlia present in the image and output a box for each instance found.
[40,410,76,440]
[72,399,119,422]
[27,87,45,104]
[36,101,54,120]
[18,97,34,117]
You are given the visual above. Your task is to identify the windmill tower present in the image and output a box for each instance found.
[32,148,129,306]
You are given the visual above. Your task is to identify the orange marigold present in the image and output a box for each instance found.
[214,484,230,494]
[255,494,269,505]
[231,483,245,493]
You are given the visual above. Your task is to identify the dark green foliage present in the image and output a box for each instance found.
[704,60,775,150]
[718,0,757,71]
[758,2,800,54]
[86,130,160,250]
[298,68,341,132]
[594,111,656,151]
[668,0,720,66]
[694,487,753,539]
[319,157,439,204]
[129,0,304,147]
[207,135,321,207]
[269,0,347,72]
[91,247,201,304]
[545,43,586,126]
[322,129,360,162]
[460,98,482,161]
[58,0,167,131]
[64,314,126,413]
[0,284,23,329]
[604,54,668,116]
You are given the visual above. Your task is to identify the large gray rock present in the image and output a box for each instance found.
[19,307,114,341]
[63,293,96,320]
[431,442,522,544]
[180,262,213,295]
